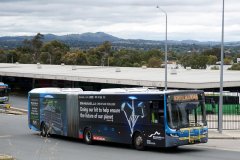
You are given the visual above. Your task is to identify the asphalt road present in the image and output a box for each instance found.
[9,94,28,110]
[0,114,240,160]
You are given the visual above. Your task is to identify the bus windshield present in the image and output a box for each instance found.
[167,94,207,129]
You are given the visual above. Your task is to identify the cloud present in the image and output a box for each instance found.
[0,0,239,41]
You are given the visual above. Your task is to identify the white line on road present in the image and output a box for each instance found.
[188,144,240,153]
[0,135,12,138]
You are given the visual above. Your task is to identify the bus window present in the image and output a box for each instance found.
[150,101,164,124]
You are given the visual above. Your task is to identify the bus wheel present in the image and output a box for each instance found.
[84,128,93,145]
[40,123,47,137]
[133,133,145,150]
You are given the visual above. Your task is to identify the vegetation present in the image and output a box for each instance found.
[0,33,240,70]
[210,66,219,70]
[228,63,240,70]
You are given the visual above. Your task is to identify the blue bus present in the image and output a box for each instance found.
[0,82,9,104]
[28,88,208,150]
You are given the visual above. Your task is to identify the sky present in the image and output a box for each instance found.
[0,0,239,41]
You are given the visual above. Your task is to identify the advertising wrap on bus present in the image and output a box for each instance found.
[28,88,208,150]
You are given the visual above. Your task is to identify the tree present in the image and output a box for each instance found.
[147,57,162,68]
[42,40,70,64]
[202,48,221,61]
[32,33,44,63]
[228,63,240,70]
[16,33,44,63]
[18,53,32,63]
[179,53,207,69]
[224,57,233,65]
[0,50,7,63]
[62,51,88,65]
[207,55,218,65]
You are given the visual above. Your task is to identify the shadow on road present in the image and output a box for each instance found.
[31,133,206,154]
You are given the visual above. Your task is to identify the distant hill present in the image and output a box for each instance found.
[0,32,240,54]
[0,32,120,43]
[66,32,120,42]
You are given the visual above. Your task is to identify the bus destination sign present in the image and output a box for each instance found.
[173,94,198,102]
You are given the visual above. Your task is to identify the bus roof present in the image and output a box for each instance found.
[0,82,8,87]
[29,87,203,95]
[29,88,83,94]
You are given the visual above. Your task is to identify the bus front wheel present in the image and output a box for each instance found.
[84,128,93,145]
[133,132,145,150]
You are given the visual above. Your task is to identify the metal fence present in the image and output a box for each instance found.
[206,93,240,130]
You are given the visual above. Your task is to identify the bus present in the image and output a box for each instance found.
[28,87,208,150]
[0,82,10,104]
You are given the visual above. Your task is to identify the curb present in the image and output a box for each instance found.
[9,107,27,114]
[0,154,14,160]
[209,137,240,139]
[0,106,27,115]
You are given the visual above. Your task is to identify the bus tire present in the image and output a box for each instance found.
[40,122,47,137]
[84,128,93,145]
[133,132,145,150]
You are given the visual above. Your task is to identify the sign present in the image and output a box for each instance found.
[173,94,198,102]
[30,98,40,128]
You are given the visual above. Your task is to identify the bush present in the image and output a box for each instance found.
[210,66,219,70]
[228,63,240,70]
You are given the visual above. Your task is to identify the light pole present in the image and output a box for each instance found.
[219,0,225,134]
[98,51,109,67]
[47,52,52,64]
[157,5,168,91]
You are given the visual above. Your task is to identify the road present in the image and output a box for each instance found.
[9,94,28,110]
[0,114,240,160]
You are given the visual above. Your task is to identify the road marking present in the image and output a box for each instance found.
[187,145,240,152]
[0,135,12,138]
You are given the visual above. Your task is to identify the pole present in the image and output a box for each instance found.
[157,6,168,91]
[219,0,224,134]
[164,12,168,91]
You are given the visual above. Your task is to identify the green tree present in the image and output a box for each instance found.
[202,48,221,61]
[42,40,70,64]
[207,55,218,65]
[62,51,88,65]
[224,57,233,65]
[0,50,7,63]
[147,57,162,68]
[18,53,32,63]
[229,63,240,70]
[179,53,207,69]
[32,33,44,63]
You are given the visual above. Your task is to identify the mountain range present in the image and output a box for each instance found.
[0,32,240,50]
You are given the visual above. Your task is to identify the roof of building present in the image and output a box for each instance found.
[0,63,240,89]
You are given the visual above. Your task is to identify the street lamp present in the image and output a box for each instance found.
[98,51,109,67]
[157,5,168,91]
[47,52,52,64]
[219,0,225,134]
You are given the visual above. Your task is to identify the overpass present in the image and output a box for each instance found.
[0,63,240,91]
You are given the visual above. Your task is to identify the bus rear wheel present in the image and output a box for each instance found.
[133,133,145,150]
[84,128,93,145]
[40,123,48,137]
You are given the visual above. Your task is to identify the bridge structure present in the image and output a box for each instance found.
[0,63,240,91]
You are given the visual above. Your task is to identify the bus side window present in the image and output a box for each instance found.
[150,101,164,124]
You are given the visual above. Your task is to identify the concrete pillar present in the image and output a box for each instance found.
[32,78,35,89]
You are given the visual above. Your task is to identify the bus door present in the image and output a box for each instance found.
[146,100,165,147]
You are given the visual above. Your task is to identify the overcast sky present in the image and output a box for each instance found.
[0,0,239,41]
